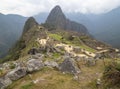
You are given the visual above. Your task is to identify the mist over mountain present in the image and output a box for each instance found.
[0,13,27,58]
[65,7,120,48]
[34,12,48,23]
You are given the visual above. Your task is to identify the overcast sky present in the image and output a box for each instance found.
[0,0,120,16]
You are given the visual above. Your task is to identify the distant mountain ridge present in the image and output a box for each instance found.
[65,7,120,48]
[0,13,27,58]
[45,5,89,34]
[1,6,120,58]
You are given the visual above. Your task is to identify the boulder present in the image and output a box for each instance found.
[32,53,44,60]
[26,59,44,72]
[28,47,38,55]
[6,67,26,81]
[44,61,58,68]
[0,76,12,89]
[59,57,81,74]
[84,57,96,66]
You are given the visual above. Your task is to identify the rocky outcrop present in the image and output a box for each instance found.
[46,5,66,30]
[84,57,96,66]
[28,47,38,55]
[6,67,26,81]
[0,54,45,89]
[59,57,81,74]
[23,17,38,34]
[0,76,12,89]
[44,61,58,68]
[26,59,44,72]
[46,5,88,34]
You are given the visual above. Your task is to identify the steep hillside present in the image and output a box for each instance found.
[2,15,97,62]
[0,13,27,58]
[0,15,119,89]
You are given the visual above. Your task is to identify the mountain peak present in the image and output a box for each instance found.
[46,5,66,28]
[45,6,88,34]
[23,17,38,33]
[53,5,62,11]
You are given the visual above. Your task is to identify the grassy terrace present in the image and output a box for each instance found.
[49,33,96,53]
[7,67,80,89]
[7,58,115,89]
[48,33,62,41]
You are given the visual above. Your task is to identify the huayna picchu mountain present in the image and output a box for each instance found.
[46,5,88,34]
[23,17,38,34]
[0,6,120,89]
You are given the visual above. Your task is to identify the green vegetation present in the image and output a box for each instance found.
[49,33,62,41]
[8,67,81,89]
[53,53,61,58]
[115,63,120,71]
[48,33,96,53]
[9,63,16,69]
[79,45,96,52]
[102,60,120,88]
[21,82,34,89]
[0,39,26,63]
[7,58,112,89]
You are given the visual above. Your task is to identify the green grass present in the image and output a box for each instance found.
[53,53,61,58]
[7,58,114,89]
[8,67,81,89]
[21,40,39,56]
[49,34,62,41]
[9,63,16,69]
[79,45,96,52]
[21,82,34,89]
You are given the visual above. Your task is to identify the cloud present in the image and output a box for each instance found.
[0,0,120,16]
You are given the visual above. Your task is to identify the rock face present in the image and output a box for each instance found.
[84,57,96,66]
[46,5,66,30]
[6,67,26,81]
[23,17,38,33]
[44,61,58,68]
[26,59,44,72]
[59,57,81,74]
[46,5,88,34]
[0,76,12,89]
[0,55,44,89]
[28,47,38,55]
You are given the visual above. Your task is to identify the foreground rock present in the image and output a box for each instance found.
[84,57,96,66]
[0,76,12,89]
[26,59,44,72]
[59,57,81,74]
[6,67,26,81]
[44,61,58,68]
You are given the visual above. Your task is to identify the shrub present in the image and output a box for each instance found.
[103,62,120,88]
